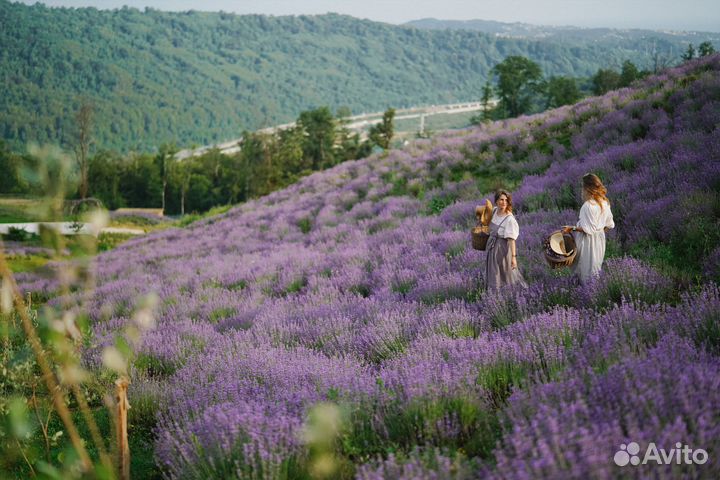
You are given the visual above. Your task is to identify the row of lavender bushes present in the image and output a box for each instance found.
[16,55,720,478]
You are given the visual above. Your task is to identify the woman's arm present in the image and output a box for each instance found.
[562,225,585,234]
[508,239,518,270]
[563,203,605,234]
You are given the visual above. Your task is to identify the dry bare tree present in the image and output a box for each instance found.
[74,100,94,199]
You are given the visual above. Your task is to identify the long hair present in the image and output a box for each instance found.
[494,189,513,214]
[582,173,610,210]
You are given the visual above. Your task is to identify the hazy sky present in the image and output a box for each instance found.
[16,0,720,32]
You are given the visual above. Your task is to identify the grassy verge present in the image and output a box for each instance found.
[175,204,234,227]
[2,405,160,479]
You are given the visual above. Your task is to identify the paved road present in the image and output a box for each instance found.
[175,99,497,160]
[0,223,146,237]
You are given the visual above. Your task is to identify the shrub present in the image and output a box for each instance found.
[297,217,312,234]
[4,226,31,242]
[127,378,164,438]
[583,257,675,310]
[427,195,457,215]
[357,447,478,480]
[345,396,500,461]
[97,232,135,251]
[134,352,177,378]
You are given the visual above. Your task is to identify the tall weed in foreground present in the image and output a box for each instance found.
[0,146,157,478]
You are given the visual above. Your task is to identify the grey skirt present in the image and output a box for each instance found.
[485,237,528,291]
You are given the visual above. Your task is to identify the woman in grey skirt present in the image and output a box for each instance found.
[485,190,528,291]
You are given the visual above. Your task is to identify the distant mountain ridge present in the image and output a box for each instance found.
[1,1,716,153]
[404,18,720,41]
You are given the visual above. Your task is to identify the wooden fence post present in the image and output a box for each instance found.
[116,377,130,480]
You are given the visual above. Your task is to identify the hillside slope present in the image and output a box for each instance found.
[0,1,697,152]
[17,55,720,478]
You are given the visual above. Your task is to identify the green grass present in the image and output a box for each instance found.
[342,396,502,462]
[0,198,82,223]
[97,232,137,252]
[3,405,161,479]
[285,277,308,295]
[176,204,233,227]
[426,195,457,215]
[0,201,39,223]
[297,217,312,234]
[208,306,237,324]
[0,211,34,223]
[476,361,530,408]
[134,353,177,378]
[6,254,50,273]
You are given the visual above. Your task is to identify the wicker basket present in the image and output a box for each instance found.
[472,200,493,251]
[471,225,490,251]
[544,230,577,269]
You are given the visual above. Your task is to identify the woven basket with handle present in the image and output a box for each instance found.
[544,230,577,269]
[471,200,493,251]
[471,225,490,250]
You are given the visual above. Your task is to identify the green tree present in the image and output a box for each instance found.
[368,108,396,150]
[338,130,372,161]
[0,141,29,194]
[155,143,177,214]
[544,76,581,109]
[194,148,229,207]
[166,159,193,215]
[72,100,94,199]
[119,153,162,207]
[254,133,282,196]
[492,56,543,117]
[335,108,367,162]
[681,43,696,61]
[471,81,495,125]
[481,81,494,121]
[297,107,337,170]
[88,150,124,209]
[237,131,272,198]
[592,68,621,95]
[698,41,716,57]
[620,60,640,87]
[185,173,213,212]
[276,126,308,184]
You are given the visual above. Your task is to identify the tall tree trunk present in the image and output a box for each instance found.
[74,101,93,199]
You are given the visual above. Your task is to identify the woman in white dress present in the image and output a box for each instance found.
[485,190,527,291]
[563,173,615,284]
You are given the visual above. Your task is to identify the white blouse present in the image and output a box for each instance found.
[491,212,520,240]
[576,200,614,234]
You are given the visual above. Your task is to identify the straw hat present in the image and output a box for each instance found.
[475,199,493,226]
[544,230,577,269]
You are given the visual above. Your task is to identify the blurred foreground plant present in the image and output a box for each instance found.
[1,146,154,479]
[302,402,352,479]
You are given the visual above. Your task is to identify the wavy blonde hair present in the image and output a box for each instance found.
[583,173,610,210]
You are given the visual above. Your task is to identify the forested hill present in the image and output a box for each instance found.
[0,2,701,153]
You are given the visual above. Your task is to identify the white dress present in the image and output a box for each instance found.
[572,200,615,284]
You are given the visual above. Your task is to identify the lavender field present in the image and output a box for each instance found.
[20,55,720,478]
